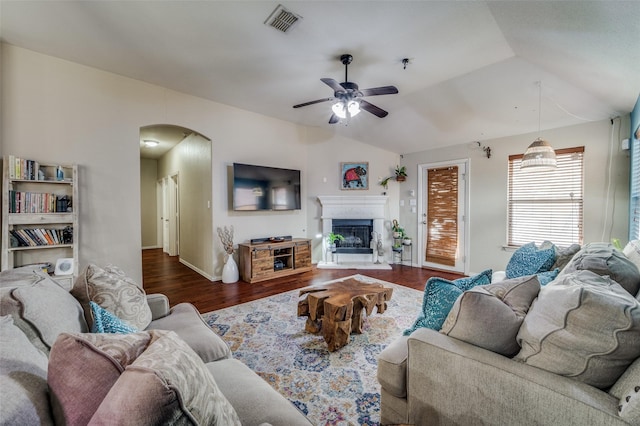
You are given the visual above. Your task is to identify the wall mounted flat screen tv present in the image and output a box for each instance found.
[232,163,301,211]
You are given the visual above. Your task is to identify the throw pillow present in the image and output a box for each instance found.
[505,242,556,279]
[0,315,53,426]
[72,264,152,331]
[440,275,541,357]
[609,357,640,422]
[403,269,492,336]
[90,330,241,425]
[515,270,640,389]
[623,239,640,274]
[90,301,138,334]
[552,243,581,271]
[558,242,640,296]
[11,271,88,349]
[48,331,152,426]
[536,268,560,286]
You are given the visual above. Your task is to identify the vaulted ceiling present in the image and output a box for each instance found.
[2,1,639,154]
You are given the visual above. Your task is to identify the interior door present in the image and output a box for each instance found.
[161,177,169,254]
[418,160,468,273]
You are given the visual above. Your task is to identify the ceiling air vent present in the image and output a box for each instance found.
[264,4,302,33]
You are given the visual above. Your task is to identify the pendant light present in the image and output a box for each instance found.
[521,81,557,170]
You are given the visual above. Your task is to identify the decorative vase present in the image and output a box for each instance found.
[222,255,239,283]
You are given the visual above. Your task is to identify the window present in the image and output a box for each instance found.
[508,146,584,247]
[631,131,640,240]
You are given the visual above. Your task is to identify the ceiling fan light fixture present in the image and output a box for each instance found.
[521,138,557,170]
[332,100,360,119]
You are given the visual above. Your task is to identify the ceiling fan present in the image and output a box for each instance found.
[293,54,399,124]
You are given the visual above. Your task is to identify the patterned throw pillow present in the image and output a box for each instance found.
[505,242,556,279]
[403,269,492,336]
[440,275,541,356]
[90,302,138,334]
[515,270,640,389]
[72,264,152,331]
[536,268,560,286]
[90,330,241,425]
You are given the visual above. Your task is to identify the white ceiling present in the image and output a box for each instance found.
[2,1,639,155]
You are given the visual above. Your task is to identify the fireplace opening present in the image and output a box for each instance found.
[332,219,373,254]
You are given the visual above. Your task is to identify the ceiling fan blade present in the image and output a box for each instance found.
[360,100,389,118]
[293,97,334,108]
[321,78,346,94]
[359,85,399,97]
[328,113,340,124]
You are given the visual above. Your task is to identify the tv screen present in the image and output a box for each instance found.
[232,163,301,211]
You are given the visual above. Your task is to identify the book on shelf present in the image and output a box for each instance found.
[9,227,72,247]
[8,190,72,213]
[8,155,40,181]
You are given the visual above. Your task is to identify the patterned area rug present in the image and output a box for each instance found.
[202,274,422,425]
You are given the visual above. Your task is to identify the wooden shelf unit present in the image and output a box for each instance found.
[1,157,78,289]
[238,238,311,283]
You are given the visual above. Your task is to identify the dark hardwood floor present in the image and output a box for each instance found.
[142,248,465,313]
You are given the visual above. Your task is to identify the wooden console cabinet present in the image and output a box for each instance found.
[238,238,311,283]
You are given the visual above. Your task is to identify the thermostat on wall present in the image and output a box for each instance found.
[54,258,74,276]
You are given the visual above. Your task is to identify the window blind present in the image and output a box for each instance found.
[426,166,458,266]
[508,147,584,247]
[631,137,640,240]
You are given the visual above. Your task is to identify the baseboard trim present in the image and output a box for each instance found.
[142,245,162,250]
[178,258,216,282]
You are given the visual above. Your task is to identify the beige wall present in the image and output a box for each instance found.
[1,44,400,283]
[140,158,158,248]
[157,133,213,278]
[398,118,631,274]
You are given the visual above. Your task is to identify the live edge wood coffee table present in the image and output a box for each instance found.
[297,278,393,352]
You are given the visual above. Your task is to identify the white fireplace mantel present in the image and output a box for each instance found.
[318,195,390,266]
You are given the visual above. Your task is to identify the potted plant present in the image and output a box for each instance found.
[392,219,403,239]
[326,232,345,252]
[403,236,412,245]
[395,165,407,182]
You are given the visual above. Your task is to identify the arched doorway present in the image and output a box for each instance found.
[139,124,214,279]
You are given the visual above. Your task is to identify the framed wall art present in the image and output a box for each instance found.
[340,162,369,190]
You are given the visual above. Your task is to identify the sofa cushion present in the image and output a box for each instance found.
[559,242,640,296]
[505,242,556,279]
[609,357,640,422]
[90,301,138,334]
[440,275,540,357]
[206,358,313,425]
[515,270,640,389]
[89,330,241,425]
[73,264,152,331]
[48,331,152,426]
[1,270,88,352]
[147,303,232,363]
[403,269,492,336]
[0,315,53,426]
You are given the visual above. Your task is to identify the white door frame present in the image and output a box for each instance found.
[417,159,470,274]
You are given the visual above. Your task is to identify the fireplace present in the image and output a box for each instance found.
[318,195,389,267]
[332,219,373,254]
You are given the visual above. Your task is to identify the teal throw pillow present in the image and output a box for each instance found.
[90,301,138,334]
[537,268,560,286]
[403,269,492,336]
[505,242,556,279]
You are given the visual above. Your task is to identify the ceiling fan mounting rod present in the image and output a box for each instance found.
[340,54,353,82]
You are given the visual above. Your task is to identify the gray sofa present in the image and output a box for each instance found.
[0,265,311,426]
[378,242,640,425]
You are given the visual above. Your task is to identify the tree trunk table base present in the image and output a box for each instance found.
[297,278,394,352]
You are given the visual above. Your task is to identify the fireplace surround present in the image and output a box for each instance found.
[318,195,389,267]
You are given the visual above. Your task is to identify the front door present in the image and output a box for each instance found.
[418,159,468,273]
